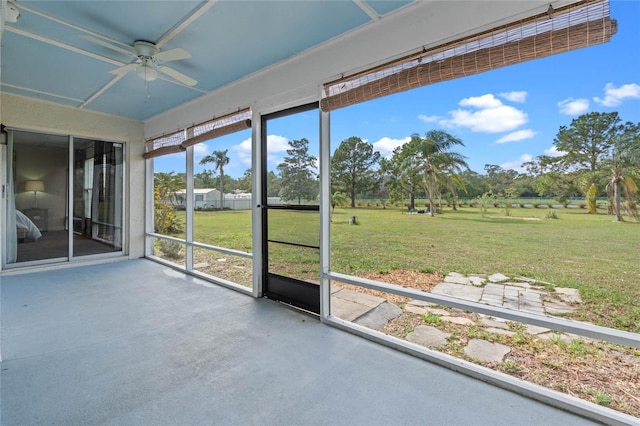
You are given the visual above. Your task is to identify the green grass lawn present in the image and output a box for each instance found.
[175,207,640,332]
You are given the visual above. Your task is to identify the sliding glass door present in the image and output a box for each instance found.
[73,139,123,257]
[2,130,124,268]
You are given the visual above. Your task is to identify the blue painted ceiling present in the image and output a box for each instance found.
[1,0,414,121]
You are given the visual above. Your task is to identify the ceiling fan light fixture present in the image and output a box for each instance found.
[136,61,157,82]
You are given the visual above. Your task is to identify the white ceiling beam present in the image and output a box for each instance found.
[0,82,84,103]
[156,0,220,48]
[5,26,125,66]
[353,0,380,21]
[79,73,127,109]
[15,2,132,49]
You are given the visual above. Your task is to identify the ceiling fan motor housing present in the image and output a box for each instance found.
[133,41,159,59]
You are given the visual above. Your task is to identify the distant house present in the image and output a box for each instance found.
[175,189,222,209]
[171,187,290,210]
[173,189,257,210]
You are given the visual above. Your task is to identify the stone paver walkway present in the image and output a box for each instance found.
[432,272,579,316]
[332,272,583,363]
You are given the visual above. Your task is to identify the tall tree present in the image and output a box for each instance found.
[200,149,230,209]
[331,136,381,207]
[238,168,252,192]
[379,137,423,211]
[483,164,518,195]
[553,112,622,172]
[194,169,216,189]
[266,171,282,197]
[277,138,318,204]
[413,131,468,216]
[553,112,636,214]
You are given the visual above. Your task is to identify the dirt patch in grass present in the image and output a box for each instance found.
[350,269,640,418]
[487,215,542,221]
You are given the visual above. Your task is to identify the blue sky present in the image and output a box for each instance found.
[156,0,640,178]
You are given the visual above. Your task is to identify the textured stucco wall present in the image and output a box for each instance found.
[1,93,146,260]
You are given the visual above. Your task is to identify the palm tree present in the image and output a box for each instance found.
[412,131,468,216]
[200,149,230,210]
[605,123,640,222]
[330,191,348,221]
[435,153,469,210]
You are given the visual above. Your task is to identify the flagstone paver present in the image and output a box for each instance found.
[468,276,485,286]
[444,275,471,285]
[354,301,402,330]
[441,316,475,326]
[555,287,582,304]
[404,305,428,315]
[525,324,551,335]
[488,273,509,283]
[486,327,516,337]
[407,325,451,348]
[464,339,511,362]
[432,282,484,301]
[480,318,510,329]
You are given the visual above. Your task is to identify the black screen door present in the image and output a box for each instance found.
[261,103,320,314]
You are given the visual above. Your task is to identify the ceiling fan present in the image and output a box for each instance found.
[80,34,198,87]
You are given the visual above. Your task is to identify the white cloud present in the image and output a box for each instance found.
[232,134,291,166]
[372,136,411,158]
[501,154,533,173]
[418,114,440,123]
[459,94,503,109]
[558,98,589,115]
[499,91,527,103]
[193,143,209,162]
[593,82,640,107]
[543,146,565,157]
[441,106,527,133]
[496,129,536,144]
[233,137,252,166]
[440,93,528,133]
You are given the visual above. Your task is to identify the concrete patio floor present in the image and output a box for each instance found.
[0,259,599,425]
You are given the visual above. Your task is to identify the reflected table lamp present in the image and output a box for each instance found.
[25,180,45,208]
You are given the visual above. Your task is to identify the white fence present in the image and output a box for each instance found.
[191,196,284,210]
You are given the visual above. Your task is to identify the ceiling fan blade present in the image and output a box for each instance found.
[155,48,191,62]
[109,63,138,76]
[79,34,135,57]
[158,66,197,87]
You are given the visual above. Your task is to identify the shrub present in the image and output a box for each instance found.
[476,191,496,218]
[159,239,182,259]
[546,210,559,219]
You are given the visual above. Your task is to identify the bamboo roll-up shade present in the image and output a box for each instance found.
[181,109,251,148]
[144,109,251,159]
[144,130,187,159]
[321,0,615,112]
[142,144,186,159]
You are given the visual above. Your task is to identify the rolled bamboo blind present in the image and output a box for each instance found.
[181,109,251,148]
[143,130,186,159]
[144,108,251,158]
[321,0,616,112]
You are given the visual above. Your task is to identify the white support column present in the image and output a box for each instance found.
[251,109,262,298]
[0,141,5,271]
[68,135,74,260]
[144,151,154,257]
[319,107,331,320]
[185,143,194,271]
